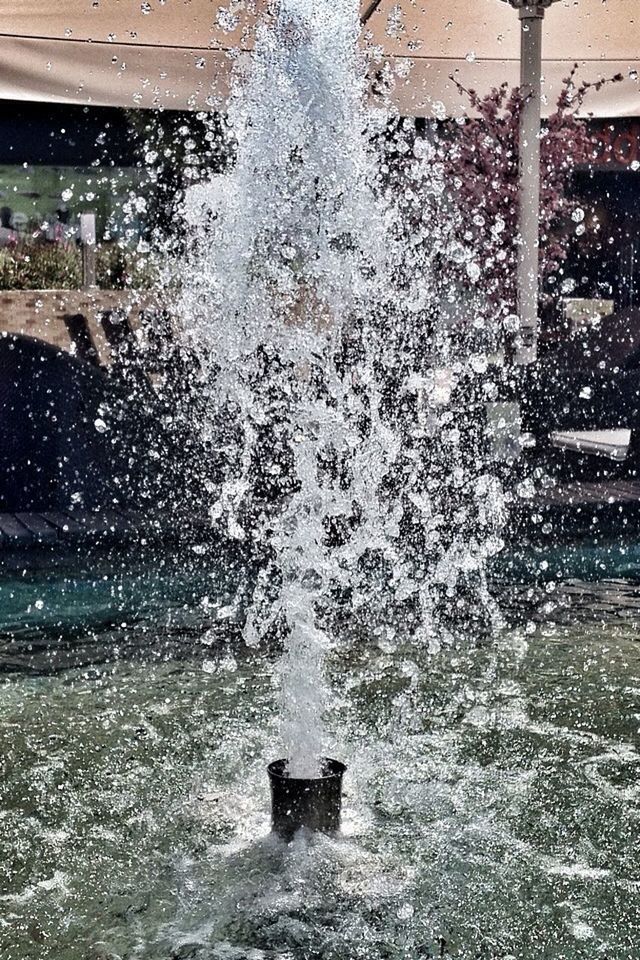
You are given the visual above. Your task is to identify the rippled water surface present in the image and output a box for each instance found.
[1,562,639,959]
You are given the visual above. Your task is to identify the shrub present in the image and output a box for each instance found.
[0,240,157,290]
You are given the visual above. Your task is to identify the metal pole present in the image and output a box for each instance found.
[500,0,561,363]
[514,4,545,365]
[79,211,97,290]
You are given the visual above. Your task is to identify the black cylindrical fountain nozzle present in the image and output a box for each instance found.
[268,758,346,841]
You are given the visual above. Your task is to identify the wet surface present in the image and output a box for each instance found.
[0,549,251,674]
[1,560,639,958]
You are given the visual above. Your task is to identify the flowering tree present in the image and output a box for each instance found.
[443,68,622,322]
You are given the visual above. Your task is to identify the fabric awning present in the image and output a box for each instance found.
[0,0,636,118]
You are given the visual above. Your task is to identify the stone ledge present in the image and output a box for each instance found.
[0,289,155,365]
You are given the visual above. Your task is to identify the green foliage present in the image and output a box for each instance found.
[0,241,157,290]
[0,242,81,290]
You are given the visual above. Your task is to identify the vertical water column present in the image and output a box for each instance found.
[180,0,387,777]
[178,0,507,789]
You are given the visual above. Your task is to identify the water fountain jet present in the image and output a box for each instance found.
[180,0,505,847]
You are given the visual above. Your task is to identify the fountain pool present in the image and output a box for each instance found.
[1,564,639,959]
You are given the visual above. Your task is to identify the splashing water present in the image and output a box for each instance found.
[178,0,506,777]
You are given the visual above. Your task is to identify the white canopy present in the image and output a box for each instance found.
[0,0,636,117]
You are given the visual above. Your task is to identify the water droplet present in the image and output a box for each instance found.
[195,57,206,69]
[217,8,240,32]
[94,418,108,433]
[397,903,414,920]
[386,4,404,37]
[35,599,44,610]
[465,50,476,62]
[571,207,585,223]
[140,1,152,13]
[517,479,536,499]
[470,353,488,373]
[466,261,481,282]
[220,655,237,673]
